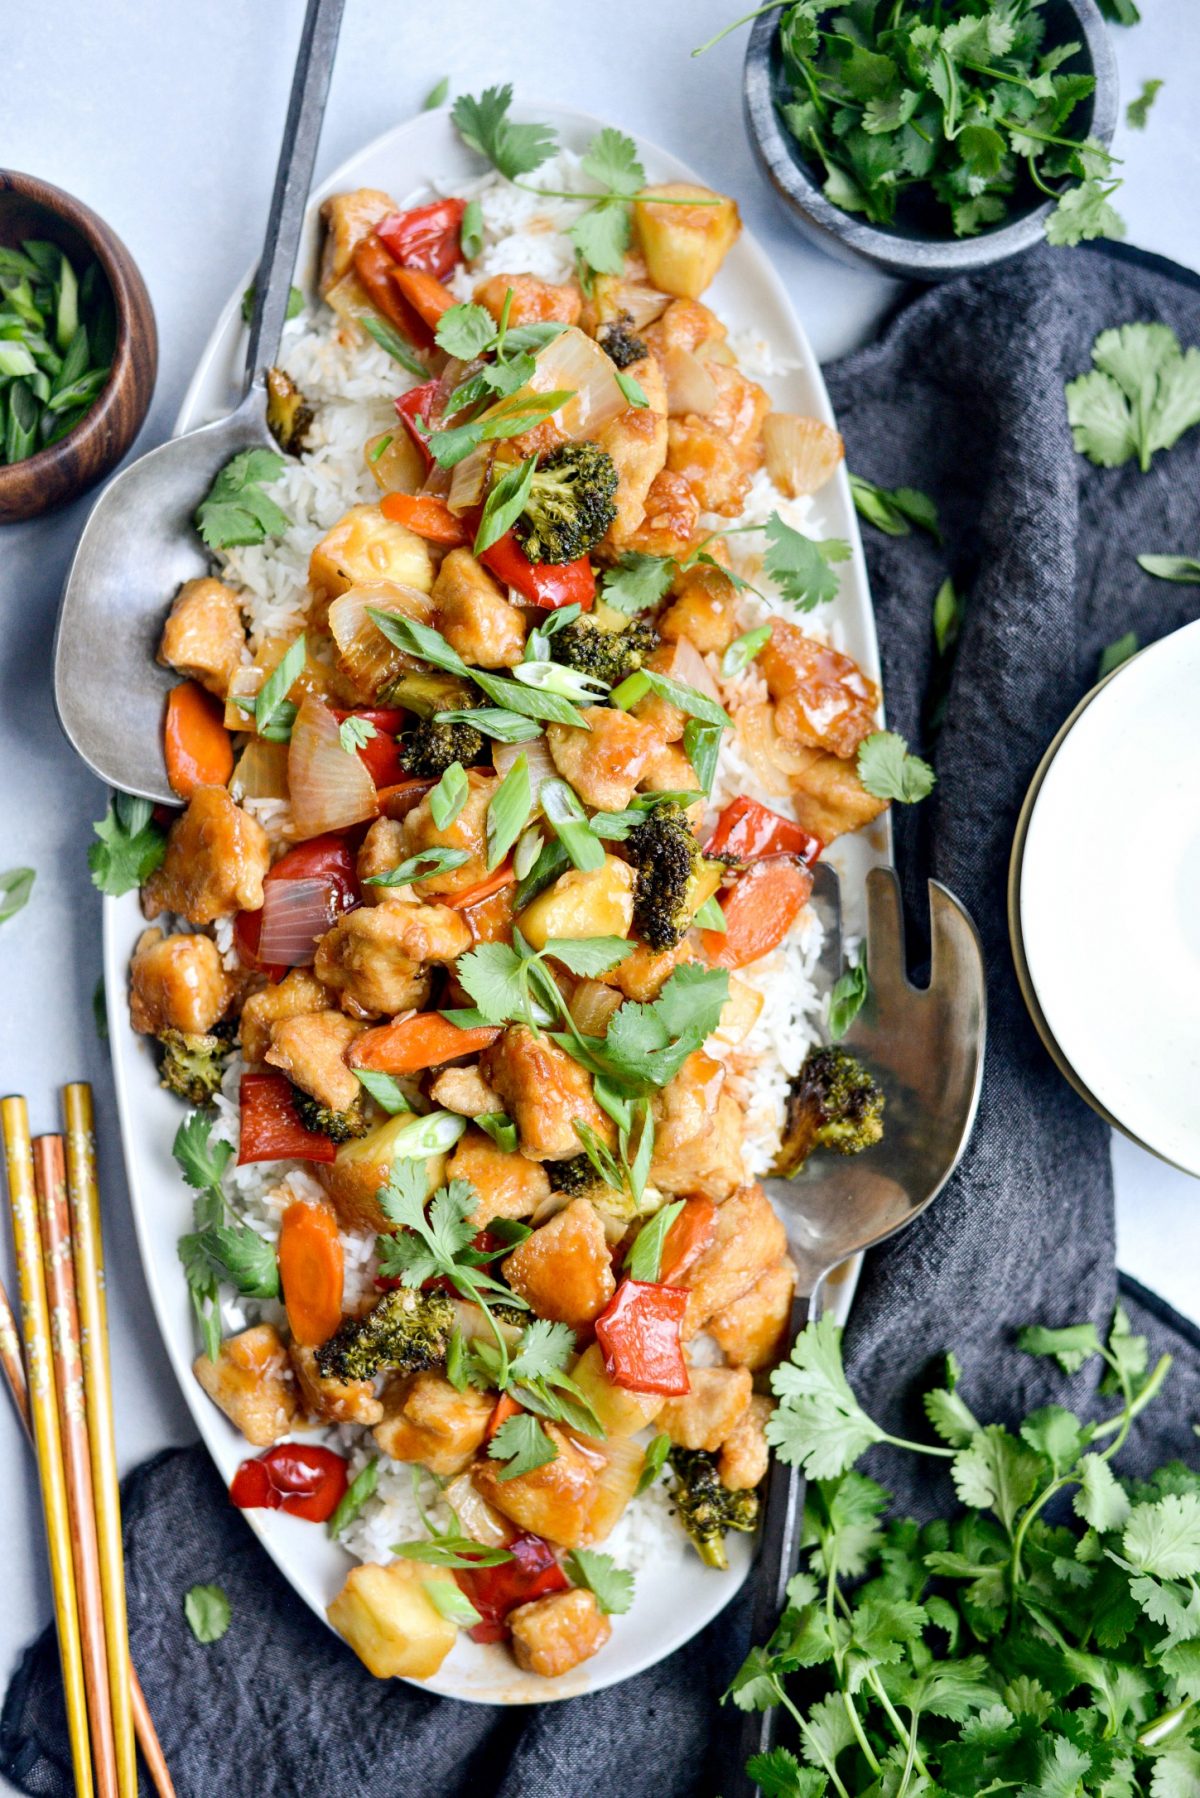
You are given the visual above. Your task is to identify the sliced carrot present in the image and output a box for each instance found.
[391,265,458,330]
[278,1200,345,1348]
[443,863,516,911]
[353,235,434,348]
[485,1391,522,1442]
[701,854,814,971]
[164,680,234,799]
[658,1197,717,1285]
[380,492,470,546]
[350,1012,502,1075]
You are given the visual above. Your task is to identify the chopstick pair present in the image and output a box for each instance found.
[1,1087,173,1798]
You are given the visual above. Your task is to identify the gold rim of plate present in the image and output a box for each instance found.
[1007,655,1195,1177]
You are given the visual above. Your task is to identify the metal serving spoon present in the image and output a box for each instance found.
[728,863,987,1795]
[53,0,345,804]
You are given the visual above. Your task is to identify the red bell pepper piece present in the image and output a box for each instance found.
[705,795,822,866]
[481,531,595,611]
[455,1532,570,1645]
[329,708,406,790]
[235,833,360,976]
[377,198,466,280]
[595,1280,690,1396]
[229,1443,349,1523]
[658,1197,717,1285]
[701,854,814,972]
[394,379,441,471]
[237,1073,337,1166]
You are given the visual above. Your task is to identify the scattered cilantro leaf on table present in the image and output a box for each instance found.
[1067,322,1200,472]
[184,1584,231,1645]
[1126,78,1163,131]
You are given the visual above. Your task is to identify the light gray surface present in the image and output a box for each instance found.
[1,0,1196,1763]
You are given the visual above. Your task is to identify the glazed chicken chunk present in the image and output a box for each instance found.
[608,468,699,561]
[315,899,469,1016]
[501,1198,616,1328]
[445,1129,551,1227]
[786,746,889,844]
[598,354,668,544]
[239,968,329,1065]
[545,707,659,812]
[402,769,497,899]
[473,273,582,329]
[473,1422,606,1548]
[708,1257,797,1372]
[373,1370,494,1477]
[509,1589,612,1679]
[428,1064,502,1118]
[264,1010,363,1111]
[650,1052,746,1202]
[318,187,395,293]
[759,619,881,760]
[193,1325,297,1448]
[142,786,270,926]
[676,1183,788,1335]
[290,1343,384,1428]
[718,1394,773,1492]
[157,577,245,698]
[658,558,740,655]
[432,550,526,669]
[658,1365,753,1453]
[128,928,229,1036]
[482,1027,616,1162]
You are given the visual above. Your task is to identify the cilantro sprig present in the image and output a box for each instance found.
[88,792,166,898]
[728,1306,1188,1798]
[1067,322,1200,473]
[600,511,849,617]
[698,1,1125,248]
[172,1111,276,1362]
[195,448,289,551]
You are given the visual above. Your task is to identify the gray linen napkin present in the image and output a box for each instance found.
[5,239,1199,1798]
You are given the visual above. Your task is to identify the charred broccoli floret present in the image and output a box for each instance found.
[669,1448,759,1570]
[398,718,487,779]
[315,1288,454,1384]
[157,1029,229,1105]
[772,1045,885,1178]
[626,802,705,951]
[597,315,648,370]
[543,1154,608,1200]
[292,1088,369,1144]
[265,366,313,455]
[551,612,659,688]
[513,442,619,565]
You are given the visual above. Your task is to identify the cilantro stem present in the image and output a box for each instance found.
[1091,1351,1171,1444]
[894,1708,921,1798]
[779,1690,852,1798]
[1138,1694,1197,1750]
[1009,1472,1073,1587]
[512,182,721,207]
[864,1668,933,1781]
[842,1688,883,1776]
[961,60,1040,92]
[691,3,783,57]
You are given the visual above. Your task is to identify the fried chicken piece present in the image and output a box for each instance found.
[785,746,889,844]
[433,550,526,669]
[545,706,658,811]
[373,1370,494,1477]
[402,768,497,899]
[290,1343,383,1428]
[129,928,229,1035]
[193,1324,296,1448]
[598,354,668,545]
[675,1184,788,1335]
[718,1393,773,1491]
[650,1052,746,1202]
[659,1365,752,1453]
[482,1027,615,1162]
[638,740,699,798]
[142,786,270,926]
[501,1198,616,1327]
[473,274,582,329]
[608,468,700,562]
[473,1422,606,1548]
[445,1128,551,1227]
[428,1065,502,1118]
[598,937,693,1003]
[265,1010,363,1111]
[658,558,740,655]
[157,577,245,698]
[510,1589,611,1678]
[759,619,880,759]
[643,299,727,357]
[239,968,329,1065]
[708,1257,797,1372]
[357,817,407,902]
[315,899,467,1017]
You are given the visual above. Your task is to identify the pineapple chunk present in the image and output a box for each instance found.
[309,503,434,602]
[324,1115,447,1234]
[570,1343,664,1437]
[634,184,741,300]
[516,856,635,950]
[327,1560,456,1680]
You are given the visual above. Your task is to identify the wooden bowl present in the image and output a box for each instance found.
[0,171,157,523]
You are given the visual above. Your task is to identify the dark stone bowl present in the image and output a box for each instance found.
[742,0,1119,283]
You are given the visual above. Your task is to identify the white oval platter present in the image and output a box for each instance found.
[104,99,887,1704]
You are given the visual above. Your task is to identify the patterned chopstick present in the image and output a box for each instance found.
[63,1083,138,1798]
[34,1134,119,1798]
[1,1096,95,1798]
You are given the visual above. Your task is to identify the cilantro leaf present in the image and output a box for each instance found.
[195,1224,280,1299]
[1017,1320,1103,1375]
[600,551,675,614]
[451,86,557,181]
[184,1584,231,1645]
[88,792,167,897]
[195,448,288,550]
[1067,322,1200,472]
[1126,78,1163,130]
[565,1547,635,1615]
[635,1431,671,1497]
[1073,1452,1131,1531]
[435,301,497,361]
[581,127,646,198]
[764,514,851,612]
[767,1316,890,1479]
[570,200,633,278]
[172,1111,233,1197]
[488,1412,557,1480]
[856,730,936,803]
[338,714,377,755]
[828,951,870,1041]
[745,1749,827,1797]
[508,1318,576,1382]
[1123,1494,1200,1578]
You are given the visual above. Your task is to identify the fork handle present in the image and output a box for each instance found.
[727,1290,812,1796]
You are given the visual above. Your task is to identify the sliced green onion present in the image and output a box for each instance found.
[540,778,605,872]
[475,1113,518,1153]
[460,198,484,260]
[609,669,652,710]
[360,312,427,378]
[368,608,470,678]
[387,1110,469,1158]
[643,670,730,728]
[475,454,537,556]
[0,343,36,379]
[512,662,608,703]
[514,826,545,881]
[368,432,393,463]
[365,846,471,889]
[721,624,772,679]
[5,381,38,462]
[626,1200,686,1282]
[472,670,593,730]
[683,718,723,796]
[254,634,306,737]
[429,761,469,831]
[353,1069,414,1115]
[435,707,543,744]
[614,369,649,407]
[692,894,727,932]
[425,1580,483,1626]
[327,1458,379,1538]
[513,836,570,911]
[55,250,78,352]
[487,753,533,870]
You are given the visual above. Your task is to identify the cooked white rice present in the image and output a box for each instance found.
[200,152,858,1587]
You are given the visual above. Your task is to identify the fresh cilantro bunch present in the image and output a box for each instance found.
[1067,323,1200,473]
[728,1306,1200,1798]
[702,0,1124,246]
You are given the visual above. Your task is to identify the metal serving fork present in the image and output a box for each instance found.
[729,863,987,1795]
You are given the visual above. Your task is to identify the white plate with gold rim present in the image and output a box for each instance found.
[104,99,889,1703]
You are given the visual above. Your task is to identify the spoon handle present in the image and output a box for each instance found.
[244,0,345,392]
[727,1288,814,1796]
